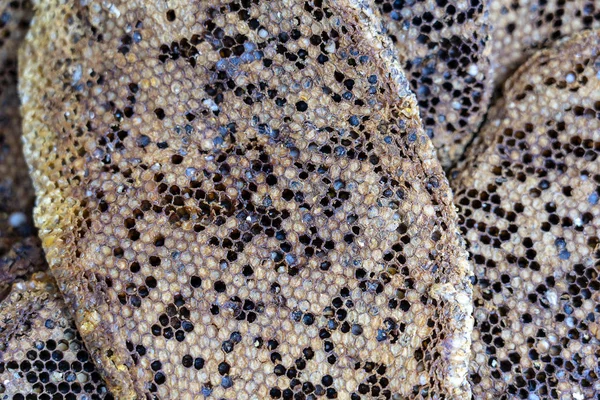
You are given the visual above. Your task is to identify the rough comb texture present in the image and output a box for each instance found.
[20,0,472,398]
[375,0,492,168]
[0,235,46,300]
[0,273,113,399]
[489,0,600,90]
[0,0,43,299]
[0,3,110,395]
[452,30,600,399]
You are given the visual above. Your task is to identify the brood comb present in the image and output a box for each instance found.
[0,273,112,399]
[452,30,600,399]
[375,0,493,168]
[20,0,472,398]
[489,0,600,91]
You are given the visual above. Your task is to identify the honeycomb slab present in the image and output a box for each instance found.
[489,0,600,90]
[452,30,600,399]
[20,0,472,398]
[0,273,112,399]
[375,0,493,168]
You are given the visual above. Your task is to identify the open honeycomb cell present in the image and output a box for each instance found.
[451,30,600,399]
[489,0,600,91]
[0,273,112,399]
[375,0,493,168]
[20,0,472,398]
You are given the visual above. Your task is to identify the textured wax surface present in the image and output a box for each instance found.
[0,235,46,300]
[0,1,111,398]
[0,0,44,299]
[0,273,113,399]
[489,0,600,91]
[451,30,600,399]
[20,0,472,398]
[374,0,492,168]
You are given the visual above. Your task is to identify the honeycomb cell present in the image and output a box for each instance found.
[20,0,472,398]
[489,0,600,90]
[451,30,600,399]
[375,0,493,168]
[0,273,112,399]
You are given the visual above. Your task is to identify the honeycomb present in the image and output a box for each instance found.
[451,30,600,399]
[19,0,472,398]
[0,0,43,299]
[489,0,600,90]
[0,273,113,399]
[0,0,111,396]
[374,0,493,168]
